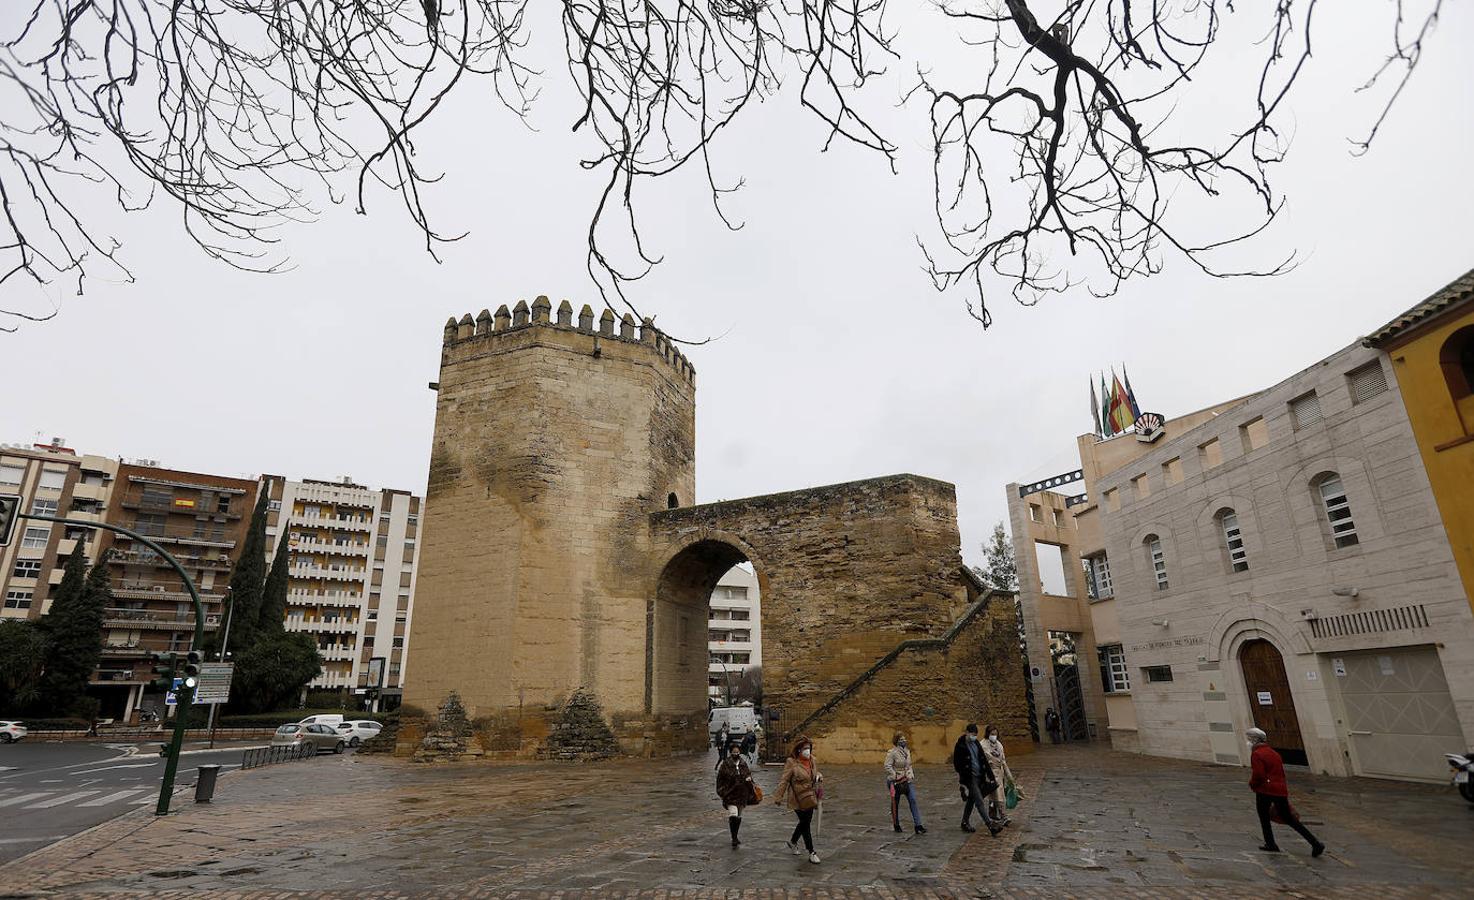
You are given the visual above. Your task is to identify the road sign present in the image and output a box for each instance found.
[195,662,234,705]
[0,494,20,546]
[165,677,183,706]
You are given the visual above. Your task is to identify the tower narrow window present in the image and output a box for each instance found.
[1318,475,1359,548]
[1220,510,1248,572]
[1146,536,1168,590]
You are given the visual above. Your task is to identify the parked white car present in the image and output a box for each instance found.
[334,720,383,747]
[0,721,27,743]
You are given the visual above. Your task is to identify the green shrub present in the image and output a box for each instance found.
[11,717,92,731]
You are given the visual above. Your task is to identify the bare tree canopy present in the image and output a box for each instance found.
[0,0,1445,331]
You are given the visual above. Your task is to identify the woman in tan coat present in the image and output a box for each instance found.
[775,735,823,864]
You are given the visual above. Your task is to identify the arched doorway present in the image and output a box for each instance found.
[648,539,764,748]
[1239,639,1307,766]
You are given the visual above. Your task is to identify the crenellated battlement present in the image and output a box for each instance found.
[442,295,696,386]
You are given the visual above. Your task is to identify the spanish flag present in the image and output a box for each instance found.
[1109,370,1137,434]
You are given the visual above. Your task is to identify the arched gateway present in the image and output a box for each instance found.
[402,301,1027,762]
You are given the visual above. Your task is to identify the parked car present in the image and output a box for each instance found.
[297,714,346,728]
[272,723,346,754]
[334,720,382,747]
[0,721,26,743]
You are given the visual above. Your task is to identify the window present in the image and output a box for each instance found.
[30,497,57,517]
[141,486,172,507]
[0,463,23,486]
[1132,474,1151,500]
[20,526,49,549]
[1029,504,1041,523]
[1144,665,1174,683]
[1161,457,1183,486]
[1146,536,1168,590]
[1098,645,1130,693]
[667,492,680,509]
[1289,392,1322,430]
[217,495,232,514]
[1317,475,1360,548]
[1090,554,1113,598]
[407,515,418,526]
[37,469,66,491]
[392,637,405,649]
[134,513,166,536]
[268,500,282,511]
[1199,438,1222,469]
[367,611,378,621]
[1220,510,1249,572]
[1349,360,1389,404]
[12,559,42,579]
[1239,417,1269,453]
[395,614,407,624]
[4,591,34,610]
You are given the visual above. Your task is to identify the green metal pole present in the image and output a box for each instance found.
[21,513,207,816]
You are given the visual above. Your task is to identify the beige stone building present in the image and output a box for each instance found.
[1012,334,1474,781]
[262,476,422,702]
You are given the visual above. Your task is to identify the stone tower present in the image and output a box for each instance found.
[404,297,696,723]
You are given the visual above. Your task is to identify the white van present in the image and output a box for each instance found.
[708,706,758,738]
[298,714,346,728]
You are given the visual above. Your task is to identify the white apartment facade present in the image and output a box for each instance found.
[263,476,422,703]
[707,565,762,702]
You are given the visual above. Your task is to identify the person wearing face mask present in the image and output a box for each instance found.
[1247,728,1325,857]
[716,740,758,848]
[981,724,1018,826]
[775,736,824,864]
[951,723,1001,836]
[884,732,926,834]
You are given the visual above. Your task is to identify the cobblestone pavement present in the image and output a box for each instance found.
[1,744,1468,897]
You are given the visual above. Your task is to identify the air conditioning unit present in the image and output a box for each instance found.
[153,586,166,593]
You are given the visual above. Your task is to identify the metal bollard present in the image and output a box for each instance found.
[194,764,222,803]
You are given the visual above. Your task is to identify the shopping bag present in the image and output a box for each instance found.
[1005,780,1019,810]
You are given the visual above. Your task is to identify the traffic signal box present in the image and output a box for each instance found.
[0,494,19,546]
[149,651,179,692]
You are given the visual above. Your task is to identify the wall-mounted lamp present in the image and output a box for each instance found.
[1331,586,1360,599]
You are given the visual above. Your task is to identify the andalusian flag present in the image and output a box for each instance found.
[1099,374,1113,436]
[1090,378,1102,436]
[1109,370,1137,434]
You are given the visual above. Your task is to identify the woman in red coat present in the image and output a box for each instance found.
[1247,728,1325,856]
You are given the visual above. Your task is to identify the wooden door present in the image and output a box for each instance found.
[1239,639,1307,766]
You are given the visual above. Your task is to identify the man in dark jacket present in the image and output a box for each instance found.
[952,723,1001,836]
[1247,728,1324,856]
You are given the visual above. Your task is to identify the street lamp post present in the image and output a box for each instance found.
[205,589,234,749]
[20,513,205,817]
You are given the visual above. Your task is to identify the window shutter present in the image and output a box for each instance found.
[1349,362,1387,404]
[1289,393,1322,430]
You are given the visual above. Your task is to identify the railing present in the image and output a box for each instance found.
[103,608,222,629]
[241,743,316,770]
[113,549,232,570]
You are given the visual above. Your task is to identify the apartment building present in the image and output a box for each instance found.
[262,476,421,704]
[707,565,762,702]
[95,463,259,722]
[1,439,84,620]
[1010,276,1474,782]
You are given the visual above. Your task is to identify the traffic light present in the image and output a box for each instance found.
[149,651,178,692]
[181,650,202,690]
[0,494,19,547]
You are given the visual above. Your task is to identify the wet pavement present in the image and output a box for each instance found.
[1,743,1468,897]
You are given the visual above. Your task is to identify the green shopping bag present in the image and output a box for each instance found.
[1004,780,1020,810]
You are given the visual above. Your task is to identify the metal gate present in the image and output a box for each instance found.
[1053,665,1089,742]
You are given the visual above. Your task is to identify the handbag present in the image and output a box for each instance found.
[749,783,763,805]
[1005,780,1020,810]
[1268,800,1297,824]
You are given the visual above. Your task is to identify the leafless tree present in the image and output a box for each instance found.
[0,1,1446,332]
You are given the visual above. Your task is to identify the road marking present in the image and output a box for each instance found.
[0,836,70,845]
[71,763,158,775]
[26,791,100,809]
[0,792,52,807]
[79,789,149,807]
[131,796,156,804]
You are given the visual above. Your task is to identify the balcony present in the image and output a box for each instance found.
[289,619,360,634]
[316,647,357,662]
[113,549,233,571]
[91,668,144,684]
[103,608,222,630]
[289,564,366,582]
[114,582,227,603]
[100,644,150,658]
[291,538,370,555]
[295,512,373,532]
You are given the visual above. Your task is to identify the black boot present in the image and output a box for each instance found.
[729,816,741,847]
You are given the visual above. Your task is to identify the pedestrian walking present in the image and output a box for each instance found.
[1044,708,1062,744]
[715,722,729,755]
[951,723,1002,836]
[885,732,926,834]
[775,735,824,864]
[741,727,758,765]
[982,724,1019,826]
[1247,728,1325,857]
[716,740,759,848]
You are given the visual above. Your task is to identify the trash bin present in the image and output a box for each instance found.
[194,764,222,803]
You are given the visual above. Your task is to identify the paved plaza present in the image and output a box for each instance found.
[1,744,1468,897]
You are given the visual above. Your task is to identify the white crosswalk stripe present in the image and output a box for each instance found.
[79,789,149,807]
[0,792,50,808]
[26,790,100,809]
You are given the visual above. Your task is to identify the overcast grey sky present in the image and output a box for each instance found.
[2,2,1469,567]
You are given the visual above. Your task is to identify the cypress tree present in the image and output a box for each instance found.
[224,489,270,652]
[38,550,107,715]
[257,536,290,639]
